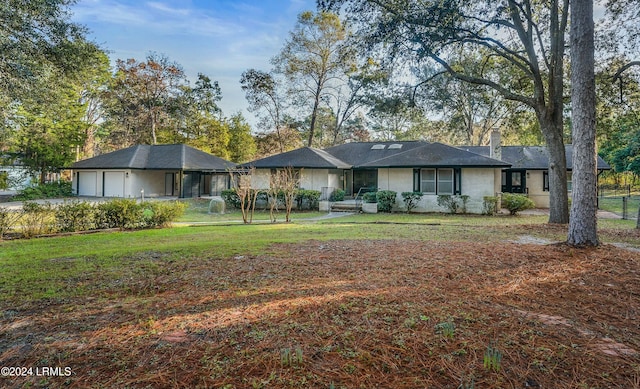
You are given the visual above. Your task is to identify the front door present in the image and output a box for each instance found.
[502,169,527,193]
[165,173,174,196]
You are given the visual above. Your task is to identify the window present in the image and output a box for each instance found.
[542,171,572,192]
[421,169,436,194]
[415,168,459,195]
[438,168,454,195]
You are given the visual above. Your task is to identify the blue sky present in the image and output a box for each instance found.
[71,0,317,122]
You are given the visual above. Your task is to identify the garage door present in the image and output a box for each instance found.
[104,171,125,197]
[77,172,97,196]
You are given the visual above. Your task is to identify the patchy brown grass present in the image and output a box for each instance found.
[2,237,640,388]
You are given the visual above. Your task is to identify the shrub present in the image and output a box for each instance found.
[55,200,96,232]
[437,195,459,214]
[502,193,535,215]
[0,172,7,190]
[221,189,241,209]
[141,201,187,228]
[482,196,499,216]
[20,201,56,237]
[95,198,142,229]
[401,192,424,213]
[13,181,73,200]
[0,207,20,239]
[362,192,377,203]
[376,190,397,212]
[437,195,470,214]
[329,188,345,202]
[295,189,321,210]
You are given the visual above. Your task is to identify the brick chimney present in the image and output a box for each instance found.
[489,129,502,160]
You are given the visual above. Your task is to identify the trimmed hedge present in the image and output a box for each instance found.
[0,199,186,239]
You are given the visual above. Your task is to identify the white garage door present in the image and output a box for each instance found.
[77,172,97,196]
[104,171,125,197]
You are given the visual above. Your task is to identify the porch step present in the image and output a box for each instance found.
[330,200,361,212]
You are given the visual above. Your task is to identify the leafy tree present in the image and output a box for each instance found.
[240,69,288,152]
[412,53,525,146]
[320,0,572,224]
[75,47,111,159]
[13,80,87,183]
[227,113,257,163]
[163,73,229,157]
[104,53,187,147]
[254,127,303,158]
[272,11,355,147]
[0,0,85,104]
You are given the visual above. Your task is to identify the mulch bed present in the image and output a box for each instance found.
[1,239,639,388]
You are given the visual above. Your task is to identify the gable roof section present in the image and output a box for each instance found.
[357,142,511,168]
[242,147,351,169]
[459,145,611,170]
[71,144,235,171]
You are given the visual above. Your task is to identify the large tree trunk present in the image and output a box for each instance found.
[538,112,570,224]
[568,0,598,245]
[307,83,323,147]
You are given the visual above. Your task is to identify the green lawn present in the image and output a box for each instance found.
[598,194,640,218]
[1,212,638,305]
[1,212,639,388]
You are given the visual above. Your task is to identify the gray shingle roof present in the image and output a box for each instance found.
[71,144,235,171]
[357,142,510,168]
[242,147,351,169]
[459,145,611,170]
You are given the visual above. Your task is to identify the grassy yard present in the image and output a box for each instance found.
[598,194,640,219]
[1,213,639,388]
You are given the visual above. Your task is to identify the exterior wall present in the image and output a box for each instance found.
[252,168,330,192]
[131,170,167,198]
[328,170,342,192]
[300,169,329,191]
[251,169,272,189]
[374,167,499,214]
[460,168,500,213]
[72,169,181,198]
[525,170,550,208]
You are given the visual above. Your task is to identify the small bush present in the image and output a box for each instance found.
[362,191,377,203]
[141,201,187,228]
[329,189,345,202]
[20,201,55,237]
[437,195,470,214]
[55,200,96,232]
[482,196,499,215]
[295,189,321,210]
[221,189,241,209]
[437,195,459,214]
[502,193,535,215]
[14,181,73,201]
[0,207,20,239]
[376,190,397,212]
[401,192,424,213]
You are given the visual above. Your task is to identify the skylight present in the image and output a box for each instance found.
[388,144,403,149]
[371,144,386,150]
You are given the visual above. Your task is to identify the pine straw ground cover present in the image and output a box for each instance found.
[1,225,640,388]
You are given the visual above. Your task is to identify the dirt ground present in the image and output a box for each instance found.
[1,233,640,388]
